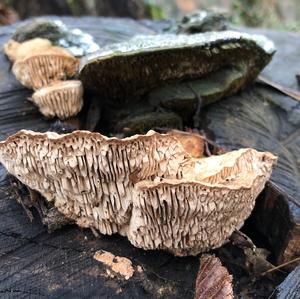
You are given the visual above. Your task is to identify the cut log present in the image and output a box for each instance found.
[0,16,299,298]
[276,264,300,299]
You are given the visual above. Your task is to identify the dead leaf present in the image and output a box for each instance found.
[94,250,134,280]
[230,230,255,250]
[194,254,233,299]
[169,129,205,158]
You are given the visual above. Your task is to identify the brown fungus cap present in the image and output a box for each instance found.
[3,38,52,62]
[0,130,188,235]
[0,130,276,255]
[31,80,83,119]
[12,47,79,90]
[128,148,276,255]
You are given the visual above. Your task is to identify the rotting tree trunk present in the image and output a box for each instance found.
[0,17,299,297]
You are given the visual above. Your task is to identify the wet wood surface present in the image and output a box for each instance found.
[0,16,299,298]
[276,263,300,299]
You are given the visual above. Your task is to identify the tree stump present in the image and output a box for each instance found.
[0,17,299,297]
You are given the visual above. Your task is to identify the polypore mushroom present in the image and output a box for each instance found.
[11,19,100,57]
[12,46,79,90]
[0,130,188,235]
[80,31,275,102]
[3,38,52,62]
[31,80,83,119]
[0,130,276,255]
[127,148,276,255]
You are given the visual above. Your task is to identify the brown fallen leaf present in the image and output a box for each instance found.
[257,75,300,102]
[93,250,134,280]
[169,129,205,158]
[194,254,233,299]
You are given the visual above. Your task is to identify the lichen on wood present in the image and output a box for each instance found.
[4,36,83,120]
[31,80,83,119]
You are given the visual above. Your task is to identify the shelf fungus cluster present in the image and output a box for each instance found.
[4,38,83,119]
[80,31,275,102]
[80,31,275,134]
[0,129,276,255]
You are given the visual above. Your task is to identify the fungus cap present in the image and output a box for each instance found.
[128,148,276,255]
[12,47,79,90]
[0,130,276,255]
[31,80,83,119]
[0,130,188,236]
[4,38,52,62]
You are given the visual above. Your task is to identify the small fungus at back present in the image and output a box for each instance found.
[31,80,83,119]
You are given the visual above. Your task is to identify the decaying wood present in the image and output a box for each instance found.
[0,17,299,297]
[276,263,300,299]
[194,254,233,299]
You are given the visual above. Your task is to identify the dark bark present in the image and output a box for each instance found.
[276,264,300,299]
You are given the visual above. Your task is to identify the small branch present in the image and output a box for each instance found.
[260,256,300,276]
[257,75,300,102]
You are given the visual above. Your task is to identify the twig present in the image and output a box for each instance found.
[260,256,300,276]
[257,75,300,102]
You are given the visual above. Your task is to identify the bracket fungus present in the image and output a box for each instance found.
[4,36,83,119]
[3,38,52,62]
[12,46,79,90]
[0,129,276,255]
[31,80,83,119]
[11,19,100,57]
[80,31,275,102]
